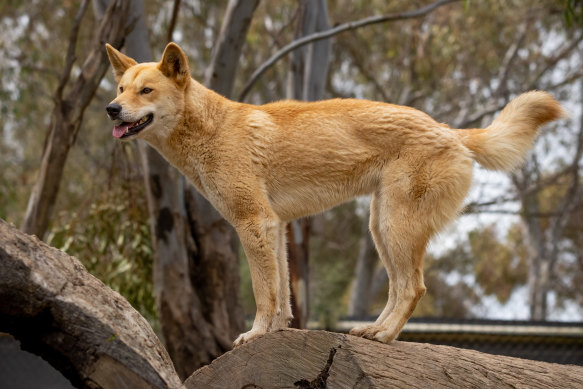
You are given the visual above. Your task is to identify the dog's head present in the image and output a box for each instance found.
[105,42,190,141]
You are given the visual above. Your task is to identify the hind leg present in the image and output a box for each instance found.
[361,154,472,343]
[364,203,430,343]
[350,193,398,337]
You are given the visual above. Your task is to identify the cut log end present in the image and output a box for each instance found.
[0,219,182,389]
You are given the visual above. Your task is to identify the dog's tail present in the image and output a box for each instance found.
[457,91,567,171]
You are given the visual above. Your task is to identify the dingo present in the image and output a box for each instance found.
[105,42,565,346]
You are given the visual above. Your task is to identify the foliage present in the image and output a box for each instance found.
[415,246,480,318]
[563,0,583,27]
[309,202,362,327]
[470,225,528,303]
[45,146,158,331]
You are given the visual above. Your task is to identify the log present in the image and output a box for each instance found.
[0,219,181,389]
[3,217,583,388]
[185,328,583,389]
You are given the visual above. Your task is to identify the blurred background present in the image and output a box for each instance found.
[1,0,582,380]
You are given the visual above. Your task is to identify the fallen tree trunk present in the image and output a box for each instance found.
[0,219,181,389]
[2,218,583,389]
[186,328,583,389]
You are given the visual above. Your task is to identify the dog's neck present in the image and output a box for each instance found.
[143,78,235,179]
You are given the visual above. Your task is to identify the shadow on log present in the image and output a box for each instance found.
[2,217,583,389]
[0,219,182,388]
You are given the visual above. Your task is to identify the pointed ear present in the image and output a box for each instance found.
[105,43,137,82]
[158,42,190,86]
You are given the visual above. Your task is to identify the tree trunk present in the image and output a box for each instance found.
[163,0,261,375]
[205,0,261,98]
[287,220,311,329]
[348,210,379,317]
[21,0,131,239]
[121,0,222,378]
[116,0,255,379]
[285,0,332,328]
[185,328,583,389]
[512,84,583,322]
[518,180,550,321]
[0,219,182,389]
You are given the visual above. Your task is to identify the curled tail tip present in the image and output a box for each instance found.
[513,90,569,123]
[462,90,567,172]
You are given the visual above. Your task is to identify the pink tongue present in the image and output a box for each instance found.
[112,125,129,138]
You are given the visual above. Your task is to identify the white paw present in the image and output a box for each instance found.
[233,328,267,347]
[373,328,398,343]
[349,324,382,338]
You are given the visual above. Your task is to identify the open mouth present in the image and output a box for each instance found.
[112,114,153,139]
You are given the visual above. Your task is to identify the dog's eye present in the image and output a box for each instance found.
[141,87,153,94]
[119,86,124,93]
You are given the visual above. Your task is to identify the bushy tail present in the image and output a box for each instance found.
[458,91,567,171]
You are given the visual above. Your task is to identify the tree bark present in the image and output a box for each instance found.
[21,0,131,239]
[285,0,332,329]
[286,220,311,329]
[159,0,261,375]
[204,0,261,97]
[120,0,223,379]
[185,328,583,389]
[0,219,182,389]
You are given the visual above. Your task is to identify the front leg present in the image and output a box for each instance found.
[272,222,293,330]
[233,214,282,346]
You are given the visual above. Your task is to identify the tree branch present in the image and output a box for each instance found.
[167,0,181,43]
[237,0,461,101]
[527,33,583,90]
[55,0,90,101]
[464,164,578,214]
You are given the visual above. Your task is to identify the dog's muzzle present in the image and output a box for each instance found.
[106,103,122,120]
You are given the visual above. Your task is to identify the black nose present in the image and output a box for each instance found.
[106,103,122,118]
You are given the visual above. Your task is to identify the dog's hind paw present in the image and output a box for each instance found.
[349,323,382,338]
[270,314,293,331]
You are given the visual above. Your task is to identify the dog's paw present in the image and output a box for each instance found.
[349,323,382,338]
[372,328,399,343]
[270,314,293,331]
[233,328,267,347]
